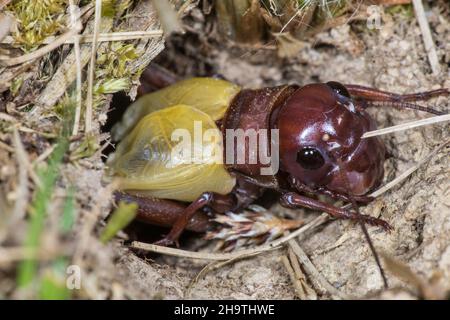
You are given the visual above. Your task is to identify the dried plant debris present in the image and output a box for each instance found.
[205,205,304,252]
[0,0,165,299]
[215,0,379,46]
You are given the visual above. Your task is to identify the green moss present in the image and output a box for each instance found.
[7,0,134,51]
[93,42,138,104]
[53,94,74,122]
[10,77,24,97]
[96,43,138,79]
[70,134,99,161]
[102,0,117,17]
[8,0,66,51]
[95,78,130,94]
[386,4,414,18]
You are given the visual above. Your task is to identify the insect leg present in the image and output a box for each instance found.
[280,192,392,230]
[232,175,264,210]
[154,192,237,247]
[289,176,374,204]
[345,84,448,115]
[114,192,212,233]
[318,188,374,205]
[137,63,180,96]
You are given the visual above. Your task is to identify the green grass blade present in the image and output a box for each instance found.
[16,138,69,288]
[100,201,137,244]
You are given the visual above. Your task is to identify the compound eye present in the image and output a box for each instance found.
[296,147,325,170]
[326,81,350,98]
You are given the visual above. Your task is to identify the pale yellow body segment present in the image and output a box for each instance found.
[108,78,241,202]
[111,77,241,141]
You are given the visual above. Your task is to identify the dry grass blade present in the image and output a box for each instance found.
[412,0,441,75]
[0,0,12,11]
[288,247,317,299]
[130,207,328,261]
[1,31,164,44]
[11,127,29,225]
[282,249,317,300]
[279,0,308,34]
[69,1,83,136]
[288,239,350,299]
[0,140,14,152]
[362,114,450,138]
[185,261,220,298]
[0,12,12,42]
[0,127,29,244]
[131,241,282,261]
[77,30,164,42]
[84,0,102,133]
[281,255,305,299]
[0,29,79,67]
[32,145,56,166]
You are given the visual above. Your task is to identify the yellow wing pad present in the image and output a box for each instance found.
[108,105,236,202]
[111,77,241,141]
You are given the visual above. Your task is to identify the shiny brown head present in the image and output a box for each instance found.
[275,82,386,196]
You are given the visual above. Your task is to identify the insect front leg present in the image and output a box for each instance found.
[289,176,374,204]
[345,84,448,115]
[279,192,392,230]
[154,192,238,247]
[316,188,374,205]
[232,175,265,210]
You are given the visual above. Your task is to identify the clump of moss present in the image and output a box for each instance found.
[386,3,414,18]
[52,42,139,139]
[94,42,138,103]
[7,0,66,51]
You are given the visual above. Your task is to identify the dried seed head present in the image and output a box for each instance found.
[205,205,304,251]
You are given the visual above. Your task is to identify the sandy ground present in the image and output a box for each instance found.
[111,3,450,299]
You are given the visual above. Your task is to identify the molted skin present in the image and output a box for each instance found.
[276,83,385,196]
